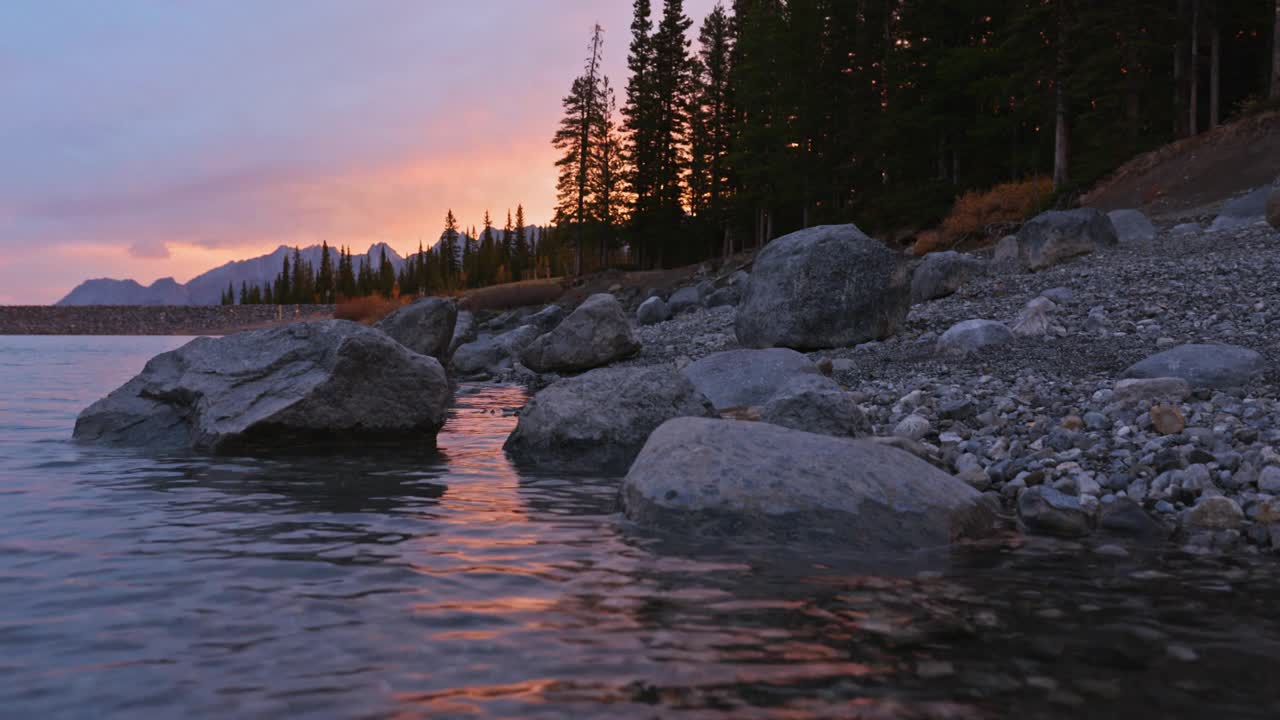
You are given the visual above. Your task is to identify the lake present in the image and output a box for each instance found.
[1,335,1279,718]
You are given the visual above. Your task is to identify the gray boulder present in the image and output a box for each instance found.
[760,375,870,439]
[993,235,1020,266]
[448,311,476,356]
[504,366,716,473]
[1011,297,1056,337]
[375,297,457,361]
[736,224,911,350]
[705,285,741,308]
[937,319,1013,355]
[1208,187,1271,232]
[1107,209,1157,244]
[73,321,452,453]
[1017,486,1093,538]
[1015,209,1119,271]
[668,286,703,315]
[521,293,640,373]
[528,304,565,332]
[451,324,541,377]
[681,348,820,411]
[621,418,999,548]
[636,296,671,325]
[911,251,985,303]
[1123,343,1265,389]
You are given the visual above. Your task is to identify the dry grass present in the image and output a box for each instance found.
[334,295,412,324]
[459,278,566,313]
[913,176,1053,255]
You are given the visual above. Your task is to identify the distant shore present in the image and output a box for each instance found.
[0,305,335,336]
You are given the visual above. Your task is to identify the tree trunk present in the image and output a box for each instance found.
[1125,40,1140,146]
[1272,0,1280,99]
[1174,0,1188,137]
[1210,10,1220,129]
[1189,0,1199,137]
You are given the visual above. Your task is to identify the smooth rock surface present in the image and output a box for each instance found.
[681,348,821,411]
[668,286,703,315]
[735,224,911,350]
[622,418,998,548]
[937,319,1013,355]
[1015,209,1119,271]
[1017,486,1093,537]
[1114,377,1192,405]
[1107,209,1157,244]
[451,324,541,377]
[504,366,715,473]
[911,251,985,303]
[1123,344,1265,389]
[1208,187,1271,232]
[74,321,452,453]
[759,375,870,439]
[375,297,457,360]
[637,296,671,326]
[521,294,640,373]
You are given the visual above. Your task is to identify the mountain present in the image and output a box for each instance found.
[57,243,406,306]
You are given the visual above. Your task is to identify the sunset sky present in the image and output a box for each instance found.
[0,1,719,304]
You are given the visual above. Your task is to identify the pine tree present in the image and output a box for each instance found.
[378,246,396,297]
[278,254,292,304]
[441,209,460,281]
[514,204,530,279]
[624,0,661,267]
[316,241,335,303]
[689,3,736,256]
[502,210,515,277]
[591,76,627,267]
[553,24,606,275]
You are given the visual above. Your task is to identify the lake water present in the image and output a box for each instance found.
[2,335,1280,718]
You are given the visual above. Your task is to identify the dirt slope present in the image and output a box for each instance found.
[1083,111,1280,220]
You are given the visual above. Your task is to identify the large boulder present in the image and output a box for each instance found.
[528,304,566,332]
[1107,209,1157,244]
[448,311,476,356]
[1015,209,1119,271]
[1268,188,1280,230]
[735,224,911,350]
[504,366,716,473]
[667,286,703,315]
[636,296,671,326]
[1208,187,1271,232]
[375,297,457,361]
[705,285,741,308]
[911,251,985,303]
[681,348,820,411]
[1123,343,1265,389]
[621,418,999,548]
[937,319,1013,355]
[451,324,541,378]
[73,321,452,453]
[760,375,870,439]
[520,293,640,373]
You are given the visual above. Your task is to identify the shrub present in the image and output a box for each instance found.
[334,295,410,324]
[458,278,566,313]
[913,176,1053,254]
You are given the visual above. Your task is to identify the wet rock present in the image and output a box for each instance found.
[735,224,910,350]
[521,294,640,373]
[1015,209,1119,271]
[622,418,998,548]
[911,251,985,303]
[1098,498,1169,539]
[1108,209,1157,244]
[375,297,458,361]
[937,319,1013,355]
[681,348,820,412]
[74,321,452,453]
[504,365,715,473]
[452,324,541,377]
[1123,344,1265,389]
[1017,486,1094,537]
[637,296,671,326]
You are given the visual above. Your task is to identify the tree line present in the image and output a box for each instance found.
[221,206,570,305]
[552,0,1280,270]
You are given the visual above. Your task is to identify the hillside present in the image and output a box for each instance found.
[1083,111,1280,220]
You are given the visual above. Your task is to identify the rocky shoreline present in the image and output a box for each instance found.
[0,304,335,336]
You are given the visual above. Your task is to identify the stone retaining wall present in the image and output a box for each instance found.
[0,305,335,336]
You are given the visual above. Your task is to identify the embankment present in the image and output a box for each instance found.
[0,305,335,336]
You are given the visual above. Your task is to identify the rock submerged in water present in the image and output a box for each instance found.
[1015,209,1119,271]
[73,320,452,453]
[375,297,457,361]
[1123,343,1265,389]
[504,365,716,473]
[735,224,910,350]
[521,293,640,373]
[621,417,999,548]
